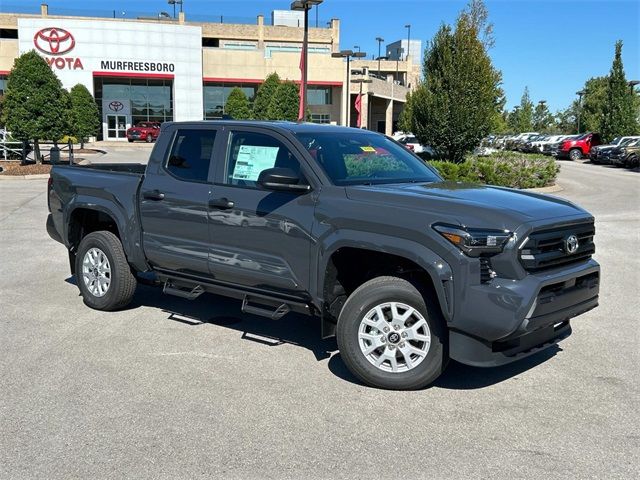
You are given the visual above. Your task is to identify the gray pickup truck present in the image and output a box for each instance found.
[47,121,600,390]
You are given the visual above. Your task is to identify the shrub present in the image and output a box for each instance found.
[427,152,559,189]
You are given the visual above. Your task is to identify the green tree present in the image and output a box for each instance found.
[601,40,638,141]
[69,84,100,148]
[410,0,503,162]
[533,101,554,133]
[252,72,281,120]
[555,101,579,134]
[225,87,251,120]
[1,51,69,163]
[579,76,608,133]
[516,87,534,132]
[507,107,520,133]
[397,90,413,132]
[267,81,299,121]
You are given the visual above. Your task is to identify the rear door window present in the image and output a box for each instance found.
[165,129,217,183]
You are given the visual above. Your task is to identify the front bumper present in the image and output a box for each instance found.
[449,259,600,367]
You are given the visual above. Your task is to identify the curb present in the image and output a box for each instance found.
[525,184,563,193]
[0,173,50,180]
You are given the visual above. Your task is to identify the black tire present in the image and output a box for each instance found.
[75,231,136,311]
[336,276,448,390]
[625,154,638,169]
[569,148,582,161]
[146,134,154,143]
[127,138,134,143]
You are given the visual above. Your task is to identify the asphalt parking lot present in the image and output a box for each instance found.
[0,161,638,479]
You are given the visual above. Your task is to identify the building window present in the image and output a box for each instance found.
[0,76,7,96]
[308,86,332,105]
[0,28,18,39]
[310,114,331,124]
[203,83,257,119]
[202,37,220,48]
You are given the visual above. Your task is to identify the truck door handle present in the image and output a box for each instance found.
[143,190,165,201]
[209,197,234,210]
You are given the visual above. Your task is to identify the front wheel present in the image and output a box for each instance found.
[337,276,448,390]
[146,134,154,143]
[75,231,137,311]
[569,148,582,161]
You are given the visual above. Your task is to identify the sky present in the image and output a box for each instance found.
[3,0,639,113]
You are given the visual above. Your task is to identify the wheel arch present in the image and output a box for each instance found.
[315,234,454,339]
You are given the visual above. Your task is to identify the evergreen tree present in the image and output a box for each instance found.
[252,72,281,120]
[267,81,299,121]
[225,87,251,120]
[410,0,503,162]
[516,87,534,132]
[69,84,100,148]
[579,76,608,133]
[533,101,554,133]
[397,91,413,132]
[1,51,69,163]
[601,40,638,141]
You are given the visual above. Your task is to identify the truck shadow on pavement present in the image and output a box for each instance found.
[71,278,563,390]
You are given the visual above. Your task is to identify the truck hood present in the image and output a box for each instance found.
[345,181,590,230]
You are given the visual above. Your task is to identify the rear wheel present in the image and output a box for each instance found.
[75,231,136,311]
[569,148,582,161]
[336,276,448,390]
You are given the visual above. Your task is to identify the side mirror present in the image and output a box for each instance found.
[258,167,310,192]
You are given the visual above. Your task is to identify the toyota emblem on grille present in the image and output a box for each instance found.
[565,234,579,254]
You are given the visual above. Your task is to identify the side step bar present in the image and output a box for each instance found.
[241,296,290,320]
[163,282,205,300]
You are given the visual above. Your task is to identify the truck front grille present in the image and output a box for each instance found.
[520,221,595,272]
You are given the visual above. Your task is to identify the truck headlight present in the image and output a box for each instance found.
[433,224,512,257]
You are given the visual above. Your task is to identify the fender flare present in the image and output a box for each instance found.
[312,230,455,325]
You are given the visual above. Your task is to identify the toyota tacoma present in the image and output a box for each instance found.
[46,121,600,390]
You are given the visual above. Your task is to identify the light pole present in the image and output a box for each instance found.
[353,45,361,53]
[405,24,411,61]
[332,50,366,127]
[576,89,586,133]
[168,0,183,18]
[291,0,324,122]
[376,36,384,77]
[628,80,640,92]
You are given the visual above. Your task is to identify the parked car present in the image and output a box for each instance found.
[543,135,576,156]
[609,139,640,168]
[396,135,436,158]
[590,136,640,164]
[509,132,540,151]
[46,121,600,390]
[555,132,602,160]
[126,122,161,143]
[528,135,565,154]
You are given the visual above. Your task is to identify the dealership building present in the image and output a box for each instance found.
[0,4,421,140]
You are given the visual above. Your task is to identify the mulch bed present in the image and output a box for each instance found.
[0,161,52,175]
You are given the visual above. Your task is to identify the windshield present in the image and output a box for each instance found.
[295,131,441,186]
[620,137,639,147]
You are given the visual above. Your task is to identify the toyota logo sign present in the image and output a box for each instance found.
[108,101,124,112]
[33,27,75,55]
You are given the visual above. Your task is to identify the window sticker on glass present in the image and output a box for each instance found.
[360,146,376,153]
[232,145,280,181]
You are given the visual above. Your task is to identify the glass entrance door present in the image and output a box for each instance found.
[107,115,128,140]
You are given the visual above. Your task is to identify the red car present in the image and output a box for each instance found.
[126,122,161,143]
[555,132,602,161]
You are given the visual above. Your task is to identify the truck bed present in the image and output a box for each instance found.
[71,163,147,175]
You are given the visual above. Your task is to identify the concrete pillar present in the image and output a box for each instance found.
[385,99,393,136]
[331,19,340,53]
[40,3,48,16]
[257,15,265,49]
[178,11,185,24]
